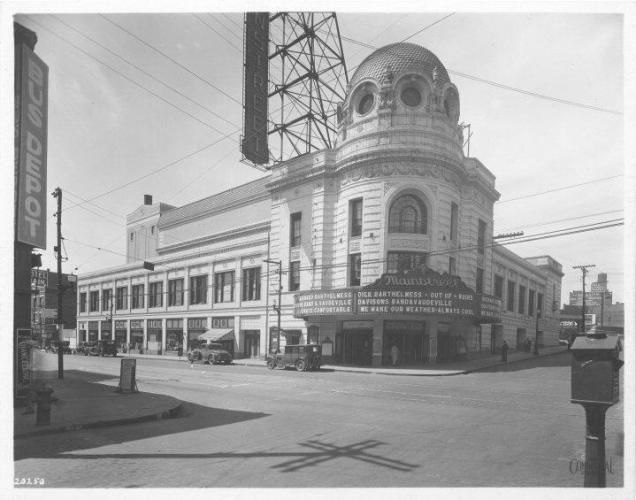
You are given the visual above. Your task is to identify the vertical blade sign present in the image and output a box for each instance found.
[242,12,269,164]
[17,44,48,249]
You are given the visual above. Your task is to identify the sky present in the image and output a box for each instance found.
[3,2,633,307]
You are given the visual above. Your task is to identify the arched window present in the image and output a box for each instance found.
[388,194,427,234]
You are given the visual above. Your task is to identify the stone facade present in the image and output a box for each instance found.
[76,42,563,364]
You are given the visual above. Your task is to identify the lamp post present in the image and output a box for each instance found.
[534,308,541,355]
[264,259,282,353]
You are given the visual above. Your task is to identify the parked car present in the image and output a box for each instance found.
[188,341,233,365]
[97,340,118,357]
[267,344,322,371]
[79,341,99,356]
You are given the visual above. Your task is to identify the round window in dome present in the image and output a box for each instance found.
[357,93,375,115]
[401,87,422,107]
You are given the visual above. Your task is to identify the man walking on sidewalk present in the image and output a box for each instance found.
[501,340,509,362]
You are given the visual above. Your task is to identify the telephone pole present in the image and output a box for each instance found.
[52,187,64,379]
[264,259,282,353]
[573,264,595,334]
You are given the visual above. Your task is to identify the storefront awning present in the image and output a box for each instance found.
[198,329,235,342]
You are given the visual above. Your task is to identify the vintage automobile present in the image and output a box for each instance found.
[188,341,233,365]
[79,341,99,356]
[266,344,322,371]
[97,340,118,357]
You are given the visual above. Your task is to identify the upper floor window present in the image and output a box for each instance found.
[89,291,99,312]
[449,257,456,275]
[528,289,535,316]
[349,254,361,287]
[214,271,234,303]
[130,232,134,241]
[168,278,184,307]
[242,267,261,301]
[289,261,301,291]
[190,275,208,305]
[149,281,163,308]
[478,220,487,254]
[537,293,544,318]
[102,289,112,311]
[116,286,128,310]
[290,212,302,247]
[131,284,144,309]
[389,194,427,234]
[518,285,526,314]
[450,202,459,241]
[80,292,87,313]
[476,268,484,294]
[494,275,504,299]
[507,280,515,312]
[350,199,363,238]
[387,252,427,274]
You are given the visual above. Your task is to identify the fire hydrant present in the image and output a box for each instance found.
[35,386,54,426]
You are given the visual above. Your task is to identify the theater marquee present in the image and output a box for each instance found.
[294,270,501,322]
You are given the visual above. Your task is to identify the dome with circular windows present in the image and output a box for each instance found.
[348,42,450,89]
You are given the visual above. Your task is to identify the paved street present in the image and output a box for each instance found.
[15,352,623,488]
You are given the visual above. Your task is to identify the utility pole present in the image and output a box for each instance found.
[264,259,282,353]
[573,264,595,334]
[52,187,64,379]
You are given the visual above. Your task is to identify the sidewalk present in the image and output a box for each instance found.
[14,351,182,439]
[129,344,569,376]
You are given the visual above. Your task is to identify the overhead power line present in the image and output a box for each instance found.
[24,16,231,135]
[100,14,243,106]
[193,13,242,52]
[498,175,623,204]
[340,26,622,116]
[65,130,241,212]
[67,217,623,283]
[49,15,238,129]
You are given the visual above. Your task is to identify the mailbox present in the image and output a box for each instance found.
[571,333,623,405]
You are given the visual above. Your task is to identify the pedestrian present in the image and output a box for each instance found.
[390,344,399,366]
[501,340,509,362]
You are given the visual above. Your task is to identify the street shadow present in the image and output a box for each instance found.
[15,394,269,461]
[17,436,418,474]
[471,351,572,373]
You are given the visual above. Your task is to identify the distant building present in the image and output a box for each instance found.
[569,272,612,307]
[76,42,563,365]
[567,272,623,333]
[31,269,77,346]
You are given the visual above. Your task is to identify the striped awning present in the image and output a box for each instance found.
[198,329,234,342]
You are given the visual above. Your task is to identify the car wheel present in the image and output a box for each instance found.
[296,359,306,372]
[266,359,275,370]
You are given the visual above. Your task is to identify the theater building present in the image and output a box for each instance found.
[76,42,562,365]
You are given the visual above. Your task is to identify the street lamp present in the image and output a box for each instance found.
[534,308,541,355]
[264,259,282,353]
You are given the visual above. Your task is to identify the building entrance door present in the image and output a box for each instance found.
[342,330,372,366]
[243,330,260,358]
[437,333,457,362]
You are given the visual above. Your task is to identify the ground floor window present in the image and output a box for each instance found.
[130,329,144,353]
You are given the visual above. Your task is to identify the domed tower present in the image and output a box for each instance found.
[332,42,499,290]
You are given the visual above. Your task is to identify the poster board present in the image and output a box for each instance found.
[118,358,138,393]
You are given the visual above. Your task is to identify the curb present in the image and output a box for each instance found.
[463,348,569,374]
[15,403,183,439]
